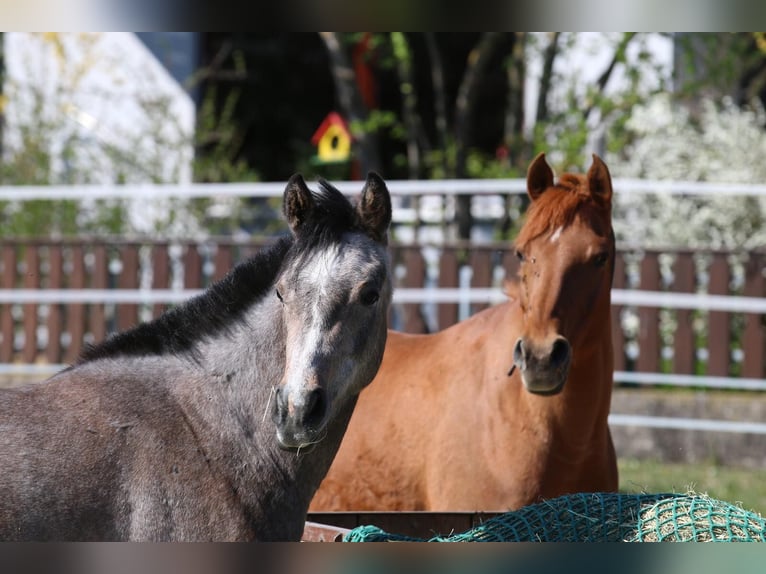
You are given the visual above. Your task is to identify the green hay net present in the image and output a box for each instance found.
[343,492,766,542]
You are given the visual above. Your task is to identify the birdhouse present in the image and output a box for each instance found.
[311,112,352,164]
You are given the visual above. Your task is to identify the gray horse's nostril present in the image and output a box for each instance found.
[301,388,327,428]
[550,337,571,369]
[272,388,287,424]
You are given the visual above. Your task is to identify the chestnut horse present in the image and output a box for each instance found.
[310,153,618,512]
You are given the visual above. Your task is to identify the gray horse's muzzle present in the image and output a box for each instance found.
[272,387,328,452]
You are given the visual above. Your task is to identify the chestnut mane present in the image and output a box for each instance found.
[514,173,610,250]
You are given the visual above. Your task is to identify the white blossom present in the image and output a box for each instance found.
[606,93,766,250]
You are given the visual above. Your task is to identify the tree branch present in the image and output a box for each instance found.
[583,32,637,121]
[536,32,560,124]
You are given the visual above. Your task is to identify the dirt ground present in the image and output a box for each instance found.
[611,387,766,469]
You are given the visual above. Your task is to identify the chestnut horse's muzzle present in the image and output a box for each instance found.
[512,336,571,395]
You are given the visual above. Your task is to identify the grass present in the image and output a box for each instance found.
[618,457,766,517]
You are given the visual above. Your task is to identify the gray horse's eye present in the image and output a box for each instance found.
[275,288,283,302]
[359,287,380,306]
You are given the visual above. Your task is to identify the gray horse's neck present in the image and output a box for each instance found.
[177,297,354,540]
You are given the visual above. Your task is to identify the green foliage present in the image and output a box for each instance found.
[0,34,263,239]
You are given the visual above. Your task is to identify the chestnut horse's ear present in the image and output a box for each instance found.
[356,171,392,244]
[283,173,315,235]
[526,152,554,201]
[587,153,613,207]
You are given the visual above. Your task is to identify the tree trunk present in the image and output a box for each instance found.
[504,32,527,169]
[425,33,449,177]
[391,33,421,180]
[536,32,561,125]
[454,32,505,240]
[583,32,637,121]
[318,32,381,175]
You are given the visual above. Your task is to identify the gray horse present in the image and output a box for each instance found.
[0,172,393,541]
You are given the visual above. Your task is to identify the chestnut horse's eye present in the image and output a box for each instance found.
[515,249,525,262]
[360,287,380,306]
[594,252,609,268]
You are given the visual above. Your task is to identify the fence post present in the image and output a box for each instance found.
[672,252,696,374]
[637,251,660,373]
[743,252,764,379]
[707,252,730,377]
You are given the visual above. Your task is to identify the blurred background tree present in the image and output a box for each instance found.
[2,33,766,242]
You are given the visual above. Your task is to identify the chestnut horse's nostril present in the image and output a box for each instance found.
[301,388,327,428]
[513,339,526,369]
[549,337,571,369]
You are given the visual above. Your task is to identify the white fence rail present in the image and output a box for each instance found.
[0,286,764,312]
[4,178,766,200]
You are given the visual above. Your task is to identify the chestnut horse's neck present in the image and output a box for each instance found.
[496,292,613,444]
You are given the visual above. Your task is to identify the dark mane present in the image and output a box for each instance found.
[514,173,610,249]
[76,236,294,365]
[77,179,360,365]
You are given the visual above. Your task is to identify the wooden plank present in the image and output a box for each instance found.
[65,245,86,363]
[184,243,203,289]
[301,521,351,542]
[502,247,520,284]
[437,247,459,330]
[117,244,139,331]
[89,246,108,343]
[469,248,492,314]
[672,253,696,375]
[742,253,764,379]
[402,247,427,333]
[707,253,730,376]
[46,244,63,363]
[304,512,503,541]
[1,245,17,362]
[22,246,40,363]
[611,252,626,373]
[213,243,233,282]
[151,243,170,318]
[637,251,660,373]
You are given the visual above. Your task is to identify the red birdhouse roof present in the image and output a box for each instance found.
[311,112,352,145]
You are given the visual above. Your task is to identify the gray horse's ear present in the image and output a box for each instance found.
[587,153,613,208]
[357,171,392,243]
[283,173,315,235]
[526,152,554,201]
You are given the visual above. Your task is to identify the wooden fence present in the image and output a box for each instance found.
[0,237,764,381]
